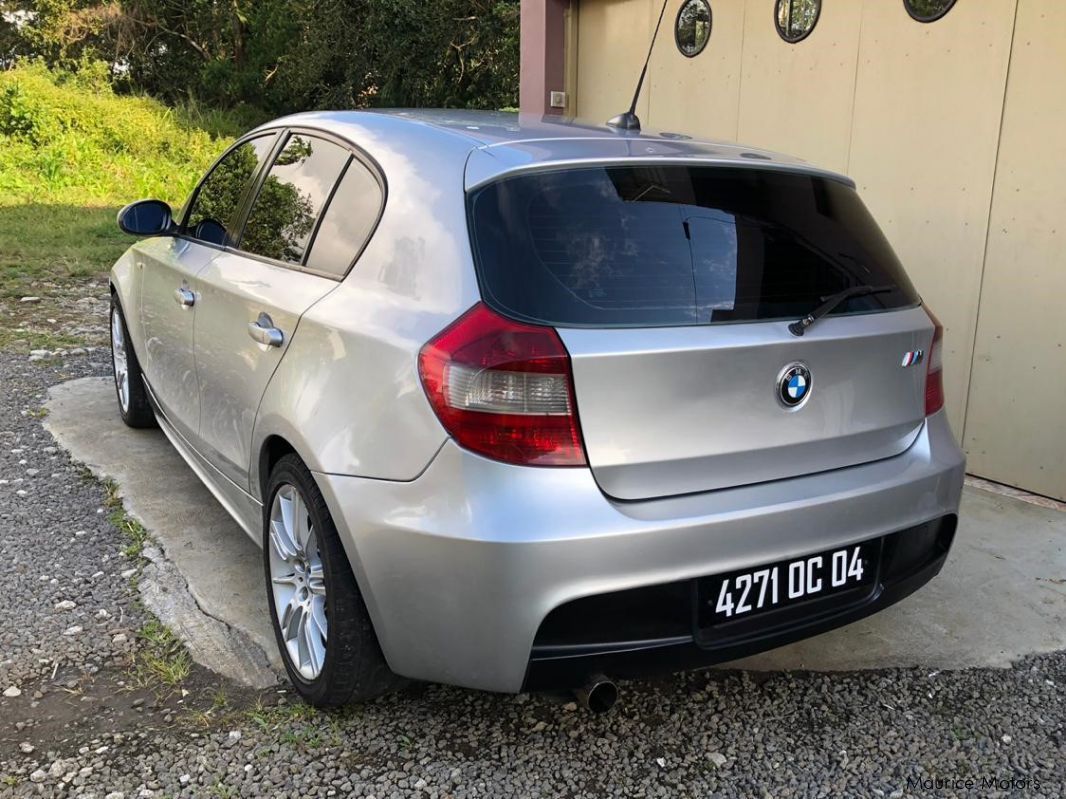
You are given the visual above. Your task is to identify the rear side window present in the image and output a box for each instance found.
[184,135,275,247]
[241,134,350,265]
[304,158,383,277]
[467,166,919,328]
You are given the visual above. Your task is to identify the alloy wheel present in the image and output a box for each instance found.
[268,483,328,680]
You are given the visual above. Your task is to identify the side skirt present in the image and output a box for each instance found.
[143,378,264,544]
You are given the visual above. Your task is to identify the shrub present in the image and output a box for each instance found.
[0,61,239,208]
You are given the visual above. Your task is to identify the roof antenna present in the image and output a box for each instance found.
[606,0,670,132]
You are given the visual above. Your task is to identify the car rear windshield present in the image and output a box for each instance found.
[467,165,920,328]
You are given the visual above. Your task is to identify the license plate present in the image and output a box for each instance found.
[699,540,879,627]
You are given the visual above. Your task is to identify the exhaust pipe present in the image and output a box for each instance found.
[573,674,618,714]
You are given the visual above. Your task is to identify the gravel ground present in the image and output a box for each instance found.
[1,348,1064,798]
[0,350,133,692]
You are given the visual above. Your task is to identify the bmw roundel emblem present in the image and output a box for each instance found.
[777,363,812,408]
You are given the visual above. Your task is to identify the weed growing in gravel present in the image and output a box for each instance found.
[103,478,151,559]
[211,687,230,711]
[180,687,235,729]
[245,698,276,730]
[183,707,217,730]
[244,697,342,748]
[246,697,320,729]
[136,619,192,689]
[245,698,346,751]
[280,727,326,750]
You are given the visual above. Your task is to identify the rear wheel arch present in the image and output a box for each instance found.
[262,452,399,704]
[257,436,361,571]
[258,434,298,503]
[256,437,394,673]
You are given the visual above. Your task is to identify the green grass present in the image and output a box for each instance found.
[136,618,193,689]
[103,478,151,560]
[0,204,127,293]
[0,327,85,351]
[0,63,241,311]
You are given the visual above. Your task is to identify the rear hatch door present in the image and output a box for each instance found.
[466,163,933,500]
[558,308,931,499]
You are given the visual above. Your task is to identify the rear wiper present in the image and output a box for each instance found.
[787,284,893,337]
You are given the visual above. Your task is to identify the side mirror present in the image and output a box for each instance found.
[117,199,176,237]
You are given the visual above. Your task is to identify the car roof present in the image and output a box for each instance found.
[256,109,855,190]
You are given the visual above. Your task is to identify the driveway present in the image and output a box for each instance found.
[2,352,1064,798]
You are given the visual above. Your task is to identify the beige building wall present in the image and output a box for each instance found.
[963,0,1066,501]
[571,0,1065,500]
[574,0,655,126]
[846,0,1015,432]
[735,0,862,174]
[648,0,744,140]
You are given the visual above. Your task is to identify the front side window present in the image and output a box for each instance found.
[184,135,275,247]
[240,134,350,265]
[468,165,919,328]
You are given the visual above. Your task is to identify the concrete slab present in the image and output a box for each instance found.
[46,377,1066,684]
[45,377,281,688]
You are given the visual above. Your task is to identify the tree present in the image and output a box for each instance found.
[0,0,520,114]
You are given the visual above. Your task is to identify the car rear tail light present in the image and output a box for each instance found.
[418,303,587,466]
[924,308,945,416]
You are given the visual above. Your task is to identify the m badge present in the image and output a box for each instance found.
[901,349,924,367]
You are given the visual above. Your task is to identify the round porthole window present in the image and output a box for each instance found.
[904,0,957,22]
[775,0,821,43]
[675,0,712,58]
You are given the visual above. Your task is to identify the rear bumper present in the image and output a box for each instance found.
[314,410,965,693]
[522,515,955,691]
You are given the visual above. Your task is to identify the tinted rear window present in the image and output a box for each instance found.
[467,166,919,327]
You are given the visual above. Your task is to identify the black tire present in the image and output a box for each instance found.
[109,293,156,429]
[264,454,399,706]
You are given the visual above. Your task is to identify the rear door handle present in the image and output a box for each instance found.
[248,312,284,348]
[174,287,196,307]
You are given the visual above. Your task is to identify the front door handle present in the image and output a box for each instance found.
[248,312,284,348]
[174,287,196,307]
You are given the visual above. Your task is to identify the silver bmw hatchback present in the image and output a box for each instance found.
[109,110,965,708]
